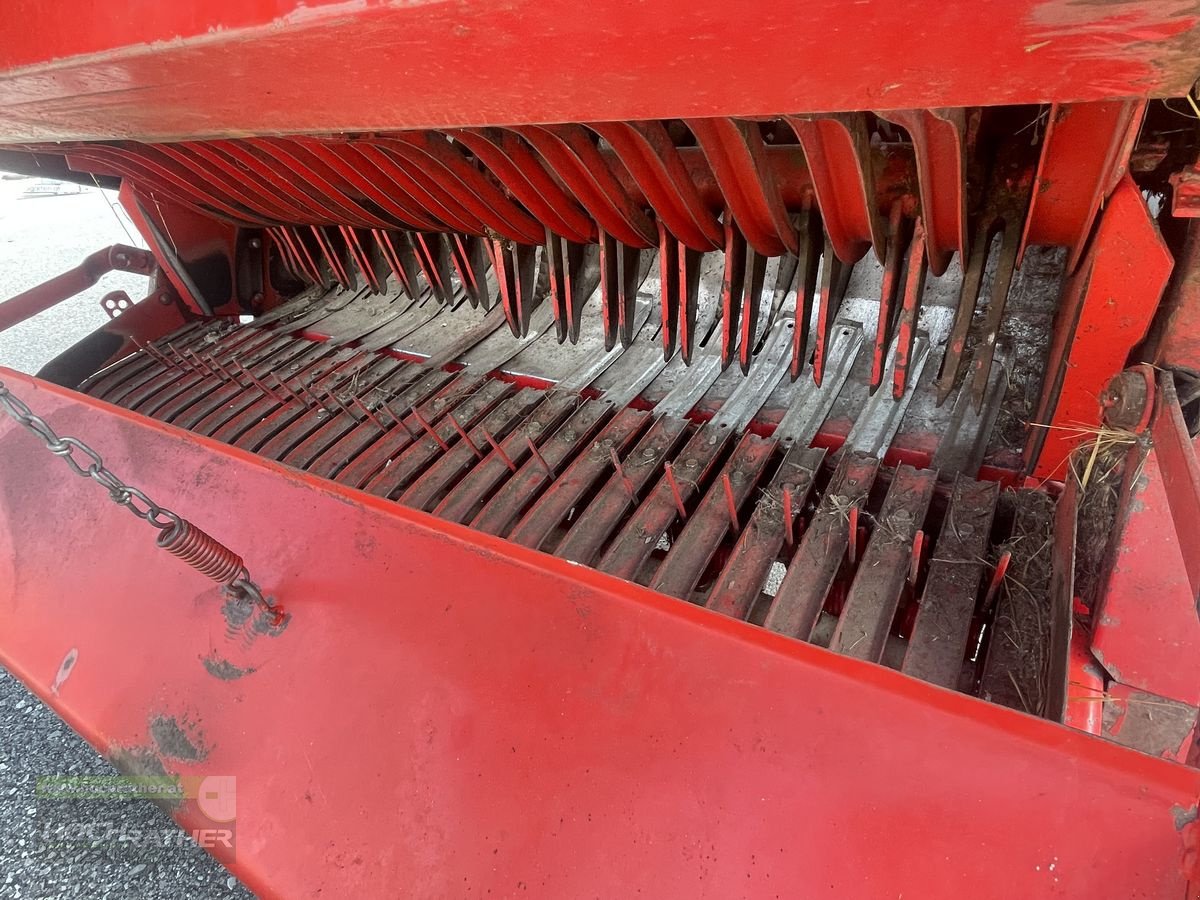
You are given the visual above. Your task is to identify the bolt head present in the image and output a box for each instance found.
[1101,368,1152,431]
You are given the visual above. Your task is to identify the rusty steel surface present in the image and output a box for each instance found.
[2,367,1199,897]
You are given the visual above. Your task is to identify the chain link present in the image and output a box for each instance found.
[0,379,182,531]
[0,379,277,622]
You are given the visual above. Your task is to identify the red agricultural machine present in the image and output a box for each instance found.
[3,2,1200,896]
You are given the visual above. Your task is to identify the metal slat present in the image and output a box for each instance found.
[112,326,281,411]
[774,324,863,446]
[81,320,212,401]
[596,423,731,582]
[430,392,580,521]
[705,446,827,620]
[471,400,615,537]
[356,297,445,352]
[219,348,367,450]
[276,365,424,469]
[159,337,324,430]
[762,452,879,640]
[317,290,422,345]
[844,334,931,457]
[255,357,405,461]
[358,378,513,498]
[930,351,1009,479]
[290,368,456,473]
[506,406,652,550]
[649,432,777,600]
[553,416,691,566]
[330,373,494,488]
[902,477,999,689]
[829,465,938,663]
[184,342,339,437]
[400,389,548,511]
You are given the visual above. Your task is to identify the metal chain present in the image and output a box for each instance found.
[0,380,182,530]
[0,379,273,615]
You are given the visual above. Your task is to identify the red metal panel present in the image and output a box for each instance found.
[1156,220,1200,376]
[1092,440,1200,707]
[1,369,1199,897]
[1020,100,1145,272]
[878,109,966,276]
[1,2,1197,141]
[784,114,882,263]
[1153,375,1200,601]
[1027,175,1173,479]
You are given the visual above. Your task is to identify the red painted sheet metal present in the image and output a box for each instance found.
[1090,419,1200,708]
[1027,175,1173,479]
[1153,373,1200,604]
[1156,220,1200,371]
[0,369,1198,898]
[0,1,1198,142]
[1020,100,1145,272]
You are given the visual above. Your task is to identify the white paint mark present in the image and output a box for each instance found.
[50,647,78,695]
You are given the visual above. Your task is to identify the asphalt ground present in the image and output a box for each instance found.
[0,179,254,899]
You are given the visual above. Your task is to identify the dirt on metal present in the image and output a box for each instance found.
[200,652,256,681]
[149,714,208,763]
[979,489,1056,715]
[1071,440,1129,615]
